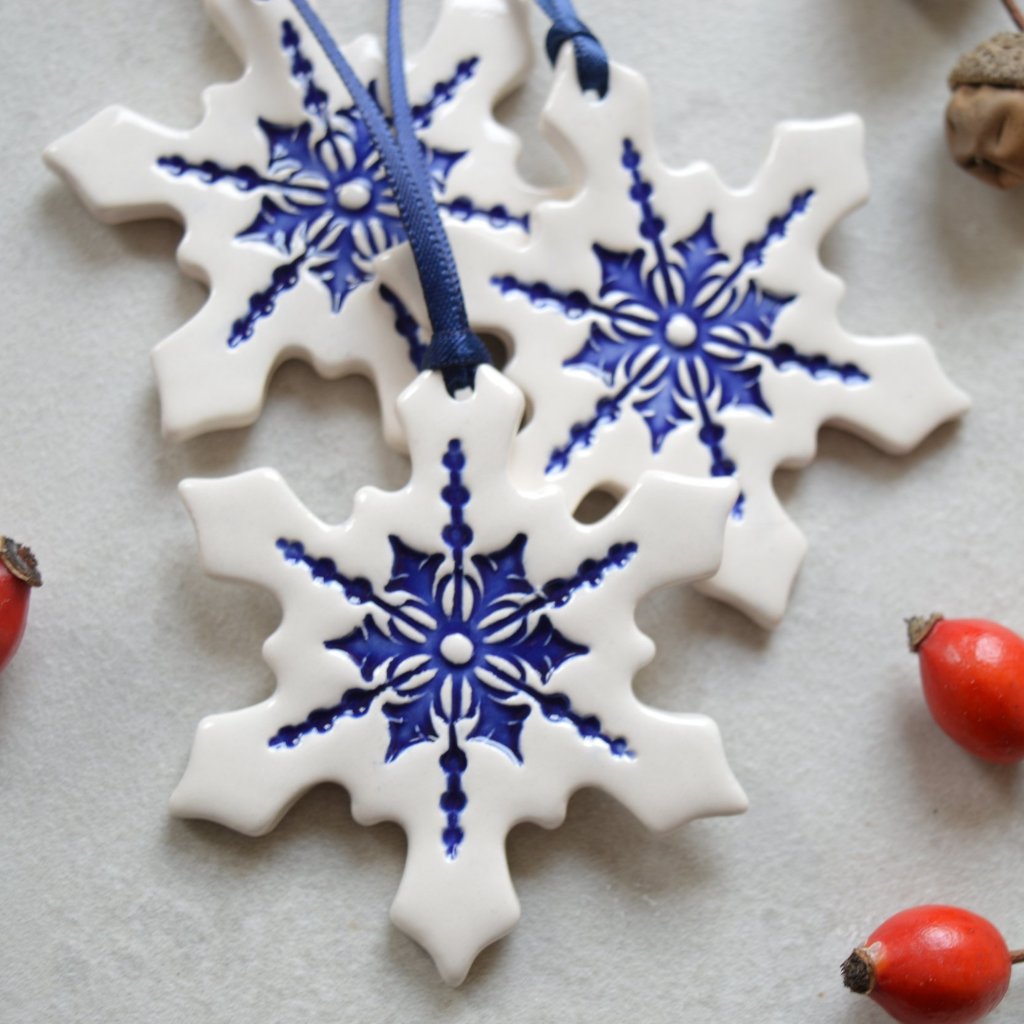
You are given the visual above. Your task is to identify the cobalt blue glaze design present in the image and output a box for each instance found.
[492,139,869,516]
[158,19,526,355]
[378,283,427,367]
[270,440,635,858]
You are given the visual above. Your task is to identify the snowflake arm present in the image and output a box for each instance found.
[491,272,655,343]
[268,677,393,749]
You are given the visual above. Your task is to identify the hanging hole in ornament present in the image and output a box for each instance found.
[479,330,510,371]
[581,73,610,106]
[572,487,620,525]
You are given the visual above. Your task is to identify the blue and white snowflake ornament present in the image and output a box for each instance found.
[44,0,538,446]
[437,56,970,627]
[171,367,747,984]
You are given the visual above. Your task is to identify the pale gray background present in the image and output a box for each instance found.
[3,1,1024,1021]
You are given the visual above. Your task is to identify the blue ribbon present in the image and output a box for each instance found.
[289,0,489,394]
[534,0,609,97]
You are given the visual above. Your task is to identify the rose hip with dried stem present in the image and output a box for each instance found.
[907,614,1024,763]
[0,537,41,672]
[843,906,1023,1024]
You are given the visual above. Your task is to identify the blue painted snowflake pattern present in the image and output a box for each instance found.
[158,18,526,352]
[270,440,635,858]
[492,139,869,508]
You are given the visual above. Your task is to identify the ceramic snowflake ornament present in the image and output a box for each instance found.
[171,366,747,984]
[437,57,970,628]
[44,0,538,446]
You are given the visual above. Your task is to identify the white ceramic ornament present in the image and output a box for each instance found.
[432,57,971,628]
[44,0,538,447]
[172,366,747,984]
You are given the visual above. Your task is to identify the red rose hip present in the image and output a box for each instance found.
[842,905,1020,1024]
[0,537,42,673]
[907,614,1024,764]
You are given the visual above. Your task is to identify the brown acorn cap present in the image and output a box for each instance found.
[950,32,1024,90]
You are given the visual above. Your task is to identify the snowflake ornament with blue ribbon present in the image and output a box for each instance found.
[172,367,747,984]
[423,55,972,627]
[44,0,537,446]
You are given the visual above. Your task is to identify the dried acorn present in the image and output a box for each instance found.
[947,31,1024,189]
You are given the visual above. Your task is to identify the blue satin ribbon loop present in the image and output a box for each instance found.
[535,0,609,97]
[289,0,489,395]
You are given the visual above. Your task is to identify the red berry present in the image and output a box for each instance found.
[907,614,1024,764]
[0,537,41,673]
[842,905,1017,1024]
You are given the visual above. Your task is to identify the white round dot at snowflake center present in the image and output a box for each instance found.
[663,312,699,350]
[440,631,475,665]
[336,179,374,212]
